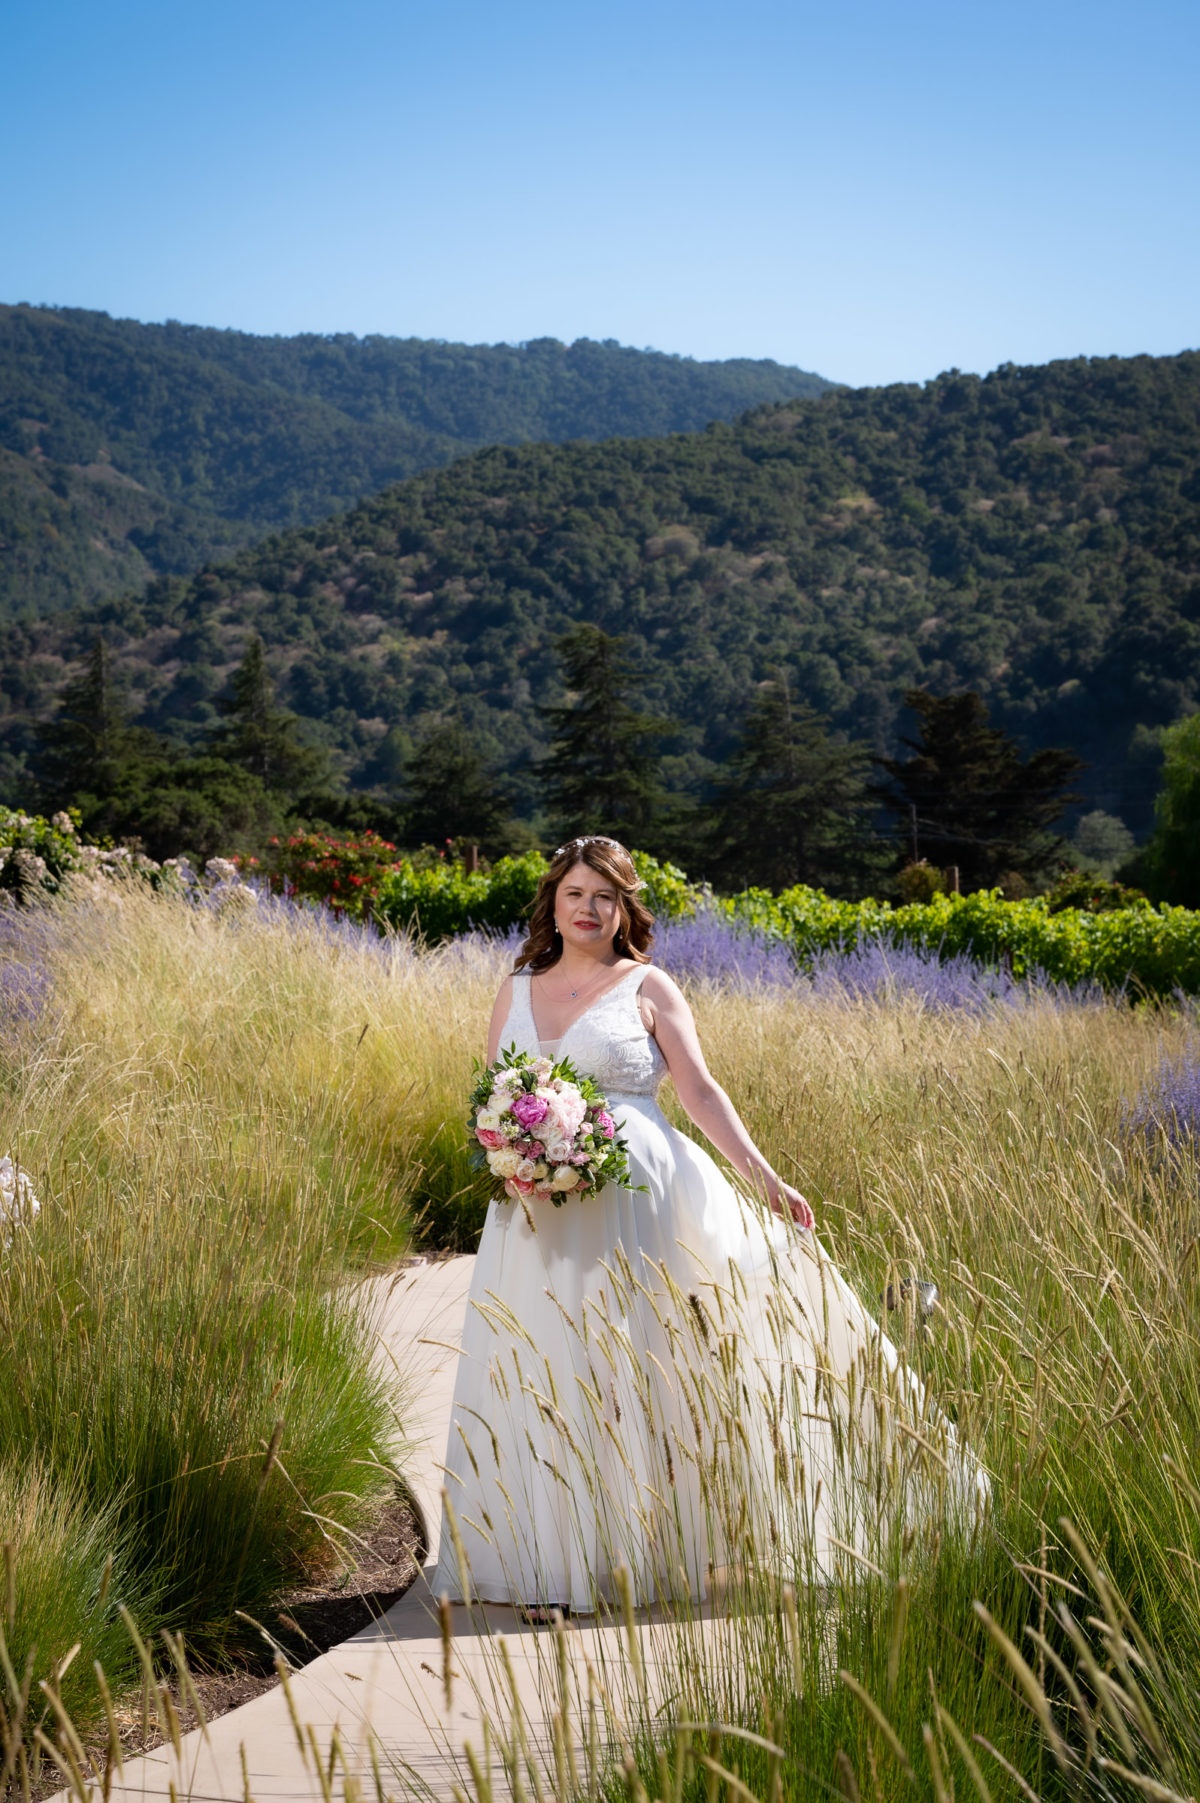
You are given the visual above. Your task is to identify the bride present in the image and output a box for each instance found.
[433,836,986,1617]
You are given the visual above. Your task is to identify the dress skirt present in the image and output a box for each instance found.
[432,1090,987,1612]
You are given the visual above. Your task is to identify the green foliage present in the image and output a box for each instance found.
[374,847,699,941]
[401,719,513,851]
[0,303,828,614]
[0,804,86,897]
[894,858,945,903]
[364,842,1200,992]
[727,881,1200,994]
[34,635,155,810]
[706,673,882,893]
[1041,867,1149,912]
[546,623,669,842]
[208,633,327,791]
[114,753,285,860]
[1138,710,1200,905]
[6,348,1197,839]
[375,850,547,940]
[1067,807,1136,876]
[0,884,428,1736]
[875,687,1083,886]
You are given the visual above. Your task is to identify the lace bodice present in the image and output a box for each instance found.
[502,967,667,1099]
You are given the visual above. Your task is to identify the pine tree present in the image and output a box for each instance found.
[874,689,1083,889]
[545,624,668,843]
[402,721,511,850]
[209,636,325,792]
[35,636,162,815]
[706,674,880,893]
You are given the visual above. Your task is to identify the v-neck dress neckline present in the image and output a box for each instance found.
[527,963,644,1047]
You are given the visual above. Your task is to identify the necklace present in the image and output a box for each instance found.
[539,963,614,1005]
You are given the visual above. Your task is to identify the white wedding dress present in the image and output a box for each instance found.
[433,965,987,1612]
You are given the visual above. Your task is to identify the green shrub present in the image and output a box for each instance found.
[720,883,1200,995]
[1042,866,1151,913]
[0,806,88,898]
[374,848,700,941]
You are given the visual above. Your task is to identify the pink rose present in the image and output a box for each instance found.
[506,1176,535,1197]
[595,1110,615,1139]
[476,1128,507,1148]
[511,1092,550,1129]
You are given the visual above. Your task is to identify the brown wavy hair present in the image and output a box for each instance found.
[514,837,655,974]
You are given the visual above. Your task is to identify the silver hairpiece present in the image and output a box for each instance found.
[553,835,623,858]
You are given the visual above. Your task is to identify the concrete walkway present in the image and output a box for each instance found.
[76,1258,728,1803]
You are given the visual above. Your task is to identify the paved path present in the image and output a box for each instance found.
[77,1258,731,1803]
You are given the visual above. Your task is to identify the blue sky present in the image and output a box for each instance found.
[4,0,1197,386]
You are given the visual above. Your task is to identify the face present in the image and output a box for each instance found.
[553,861,624,954]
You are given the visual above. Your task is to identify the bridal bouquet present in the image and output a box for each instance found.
[468,1046,638,1206]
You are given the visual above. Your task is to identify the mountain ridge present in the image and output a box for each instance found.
[0,303,832,614]
[2,346,1196,838]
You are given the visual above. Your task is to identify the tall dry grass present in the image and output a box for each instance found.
[409,961,1200,1803]
[0,883,469,1739]
[4,883,1200,1802]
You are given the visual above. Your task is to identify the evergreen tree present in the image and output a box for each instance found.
[35,634,285,856]
[402,721,511,851]
[209,636,325,791]
[706,675,881,893]
[1137,712,1200,905]
[36,631,156,807]
[35,635,164,824]
[874,689,1083,889]
[545,624,668,843]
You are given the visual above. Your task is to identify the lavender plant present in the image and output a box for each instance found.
[654,907,799,988]
[1123,1049,1200,1147]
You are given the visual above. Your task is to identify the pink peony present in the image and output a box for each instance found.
[476,1128,507,1148]
[595,1110,616,1139]
[511,1091,550,1129]
[546,1089,587,1140]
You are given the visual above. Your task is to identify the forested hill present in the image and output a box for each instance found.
[0,303,830,614]
[3,348,1198,835]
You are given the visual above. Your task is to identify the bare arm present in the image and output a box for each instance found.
[486,974,515,1066]
[639,969,814,1228]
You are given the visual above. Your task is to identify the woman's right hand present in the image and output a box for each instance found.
[771,1182,815,1230]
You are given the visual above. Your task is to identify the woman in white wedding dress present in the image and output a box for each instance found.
[433,837,986,1616]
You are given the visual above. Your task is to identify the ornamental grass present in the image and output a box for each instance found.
[3,882,1200,1802]
[0,881,437,1745]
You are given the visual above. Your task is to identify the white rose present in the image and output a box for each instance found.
[488,1148,524,1178]
[477,1107,503,1132]
[550,1166,581,1191]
